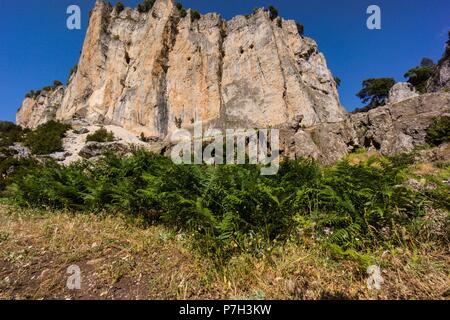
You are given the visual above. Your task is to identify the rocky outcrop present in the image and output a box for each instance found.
[351,93,450,155]
[15,1,450,166]
[16,86,64,128]
[388,82,418,104]
[428,31,450,92]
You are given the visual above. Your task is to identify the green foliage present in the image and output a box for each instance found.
[86,127,115,143]
[356,77,395,109]
[0,122,25,149]
[191,10,201,22]
[137,0,155,13]
[268,5,278,20]
[296,22,304,36]
[176,3,187,18]
[53,80,63,87]
[6,149,436,262]
[334,77,341,87]
[404,58,435,93]
[25,90,41,99]
[24,121,71,155]
[426,116,450,146]
[115,2,125,14]
[67,64,78,83]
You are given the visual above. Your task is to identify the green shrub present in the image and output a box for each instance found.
[356,77,396,109]
[426,116,450,146]
[24,121,71,155]
[53,80,63,87]
[67,64,78,83]
[86,127,115,143]
[0,122,25,149]
[191,10,201,22]
[268,5,278,20]
[115,2,125,14]
[137,0,155,13]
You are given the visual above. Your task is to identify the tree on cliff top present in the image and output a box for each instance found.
[356,77,395,109]
[404,57,435,93]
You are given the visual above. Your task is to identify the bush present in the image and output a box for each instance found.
[268,5,278,20]
[426,116,450,146]
[115,2,125,14]
[137,0,155,13]
[296,22,304,36]
[86,127,115,143]
[356,77,395,109]
[24,121,71,155]
[191,10,201,22]
[404,58,435,94]
[53,80,63,87]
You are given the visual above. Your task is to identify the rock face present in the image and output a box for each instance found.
[16,86,64,128]
[17,0,345,136]
[388,82,418,104]
[428,32,450,92]
[350,93,450,155]
[15,1,450,165]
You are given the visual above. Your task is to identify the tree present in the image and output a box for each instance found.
[356,78,395,108]
[191,10,201,22]
[115,2,125,14]
[137,0,155,13]
[334,77,341,88]
[268,5,278,20]
[404,58,435,93]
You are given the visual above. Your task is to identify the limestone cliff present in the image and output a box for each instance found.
[16,86,64,128]
[17,0,345,136]
[16,1,450,165]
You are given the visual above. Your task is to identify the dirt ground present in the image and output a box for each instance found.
[0,204,448,300]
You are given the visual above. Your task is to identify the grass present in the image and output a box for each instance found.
[0,203,448,300]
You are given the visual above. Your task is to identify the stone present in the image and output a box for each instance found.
[48,151,72,162]
[16,86,64,129]
[388,82,418,104]
[79,141,130,159]
[428,32,450,92]
[7,143,31,159]
[17,0,345,137]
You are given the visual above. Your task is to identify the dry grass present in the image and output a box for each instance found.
[0,204,448,300]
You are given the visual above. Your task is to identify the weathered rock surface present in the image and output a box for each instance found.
[350,93,450,155]
[79,141,130,159]
[16,86,64,128]
[388,82,418,104]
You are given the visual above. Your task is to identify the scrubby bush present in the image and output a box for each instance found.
[115,2,125,14]
[356,77,395,109]
[137,0,155,13]
[404,58,435,94]
[426,116,450,146]
[24,121,71,155]
[86,127,115,143]
[268,5,278,20]
[53,80,63,87]
[67,64,78,83]
[191,10,201,22]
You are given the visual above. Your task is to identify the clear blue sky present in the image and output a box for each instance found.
[1,0,449,122]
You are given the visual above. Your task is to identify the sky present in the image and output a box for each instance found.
[0,0,449,122]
